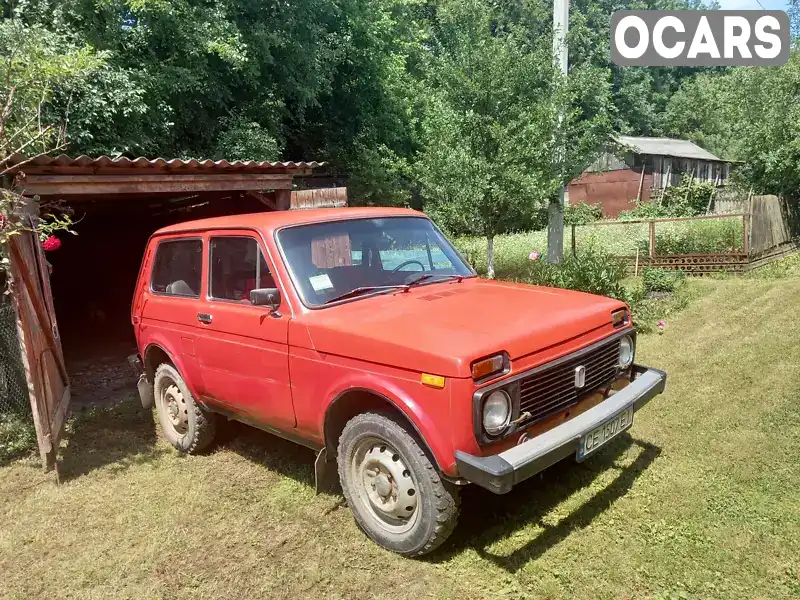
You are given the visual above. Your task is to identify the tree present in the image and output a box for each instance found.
[0,15,94,271]
[414,0,612,278]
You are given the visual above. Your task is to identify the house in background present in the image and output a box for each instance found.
[568,135,735,218]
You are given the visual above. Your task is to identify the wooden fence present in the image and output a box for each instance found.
[291,187,347,210]
[573,195,799,275]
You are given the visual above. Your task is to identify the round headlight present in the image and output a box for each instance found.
[483,390,511,436]
[619,335,635,367]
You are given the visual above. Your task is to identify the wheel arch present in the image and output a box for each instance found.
[323,388,444,473]
[143,343,174,381]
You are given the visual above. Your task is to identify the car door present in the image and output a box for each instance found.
[194,232,296,429]
[141,236,207,395]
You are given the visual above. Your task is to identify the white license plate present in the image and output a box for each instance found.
[577,406,634,460]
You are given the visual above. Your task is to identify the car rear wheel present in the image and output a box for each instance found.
[153,363,216,454]
[337,412,460,556]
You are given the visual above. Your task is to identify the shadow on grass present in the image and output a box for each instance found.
[57,398,659,570]
[217,420,317,488]
[433,434,661,571]
[58,397,163,482]
[58,400,319,487]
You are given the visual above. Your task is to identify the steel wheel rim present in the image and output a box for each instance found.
[349,436,419,534]
[159,378,188,436]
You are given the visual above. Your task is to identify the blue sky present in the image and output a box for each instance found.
[717,0,790,10]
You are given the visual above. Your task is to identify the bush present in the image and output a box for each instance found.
[564,202,603,226]
[517,246,628,301]
[618,201,672,220]
[642,267,685,294]
[0,414,36,463]
[619,174,717,220]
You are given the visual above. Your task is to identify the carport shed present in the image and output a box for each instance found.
[1,154,338,474]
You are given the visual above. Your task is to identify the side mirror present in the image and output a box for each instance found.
[250,287,281,311]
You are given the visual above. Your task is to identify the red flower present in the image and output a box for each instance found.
[0,213,6,229]
[42,235,62,252]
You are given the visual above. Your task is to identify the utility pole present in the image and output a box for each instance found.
[548,0,569,264]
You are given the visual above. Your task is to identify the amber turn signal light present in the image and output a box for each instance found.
[421,373,446,389]
[471,354,505,380]
[612,308,629,327]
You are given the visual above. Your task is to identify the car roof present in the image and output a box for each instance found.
[153,207,425,236]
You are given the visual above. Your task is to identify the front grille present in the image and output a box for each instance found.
[517,338,621,425]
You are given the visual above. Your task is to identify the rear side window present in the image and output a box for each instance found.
[151,239,203,297]
[209,237,274,302]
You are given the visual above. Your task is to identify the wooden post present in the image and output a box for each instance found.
[636,167,645,203]
[275,189,291,211]
[684,168,694,206]
[705,173,720,214]
[571,223,577,257]
[634,247,640,277]
[743,213,750,256]
[649,220,656,258]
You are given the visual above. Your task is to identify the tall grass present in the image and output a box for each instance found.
[454,216,744,278]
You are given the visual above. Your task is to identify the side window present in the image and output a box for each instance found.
[151,239,202,297]
[209,237,274,302]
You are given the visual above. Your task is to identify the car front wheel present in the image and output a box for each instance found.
[337,412,460,556]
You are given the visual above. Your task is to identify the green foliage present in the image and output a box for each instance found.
[662,49,800,205]
[642,267,684,294]
[516,246,628,301]
[564,202,602,225]
[0,414,36,463]
[657,174,716,216]
[212,117,280,162]
[619,174,716,220]
[0,17,107,157]
[618,200,673,221]
[642,219,743,255]
[414,0,613,275]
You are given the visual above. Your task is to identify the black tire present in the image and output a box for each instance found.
[153,363,216,454]
[337,412,460,556]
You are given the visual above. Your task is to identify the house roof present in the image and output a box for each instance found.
[616,136,724,162]
[154,207,423,236]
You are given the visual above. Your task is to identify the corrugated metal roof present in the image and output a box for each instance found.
[3,153,324,172]
[616,136,724,162]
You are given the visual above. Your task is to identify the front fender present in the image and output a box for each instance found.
[321,372,457,476]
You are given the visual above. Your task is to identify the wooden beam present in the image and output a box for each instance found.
[247,191,277,211]
[21,174,295,196]
[587,212,749,226]
[649,220,656,258]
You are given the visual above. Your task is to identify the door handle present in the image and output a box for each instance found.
[197,313,213,324]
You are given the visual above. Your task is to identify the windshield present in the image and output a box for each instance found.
[276,217,474,307]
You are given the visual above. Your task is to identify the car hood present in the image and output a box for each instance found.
[302,278,625,378]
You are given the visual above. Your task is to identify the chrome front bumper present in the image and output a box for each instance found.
[454,364,666,494]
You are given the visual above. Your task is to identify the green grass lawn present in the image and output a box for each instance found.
[2,272,799,599]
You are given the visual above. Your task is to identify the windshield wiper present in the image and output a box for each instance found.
[325,275,468,305]
[406,273,466,286]
[324,285,409,304]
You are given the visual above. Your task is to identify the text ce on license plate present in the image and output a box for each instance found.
[577,406,634,460]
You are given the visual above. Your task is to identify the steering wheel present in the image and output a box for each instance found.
[392,260,426,273]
